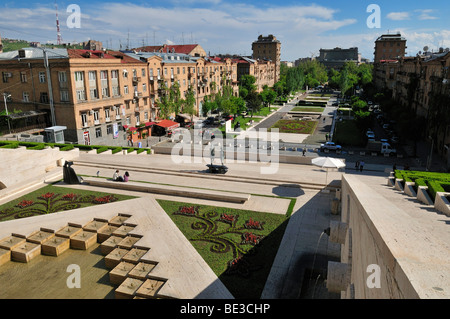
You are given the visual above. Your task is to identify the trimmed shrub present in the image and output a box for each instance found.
[96,146,109,154]
[60,144,75,151]
[111,147,122,154]
[26,143,46,150]
[0,142,19,148]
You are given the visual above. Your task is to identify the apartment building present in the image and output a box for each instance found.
[374,49,450,166]
[125,51,239,116]
[374,33,407,63]
[133,44,207,57]
[0,47,152,146]
[252,34,281,82]
[318,47,360,69]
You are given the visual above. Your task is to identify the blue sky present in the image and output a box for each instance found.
[1,1,449,61]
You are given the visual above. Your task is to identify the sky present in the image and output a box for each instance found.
[0,0,449,62]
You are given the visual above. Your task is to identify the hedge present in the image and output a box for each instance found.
[111,147,122,154]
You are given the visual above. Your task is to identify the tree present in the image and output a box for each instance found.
[183,88,196,121]
[246,91,262,117]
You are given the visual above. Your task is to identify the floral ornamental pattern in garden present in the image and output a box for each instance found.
[0,192,119,221]
[174,206,267,278]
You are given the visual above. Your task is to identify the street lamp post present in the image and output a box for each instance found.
[3,93,11,134]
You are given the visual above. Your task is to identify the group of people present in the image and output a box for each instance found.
[113,170,130,182]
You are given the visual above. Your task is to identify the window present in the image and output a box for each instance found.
[88,71,96,82]
[81,113,88,127]
[177,67,180,74]
[23,92,29,102]
[112,86,120,96]
[95,127,102,138]
[105,108,111,121]
[111,70,119,80]
[2,72,10,83]
[90,88,99,99]
[20,72,27,83]
[40,92,49,103]
[60,90,69,102]
[126,116,131,125]
[132,69,137,77]
[124,85,129,95]
[164,68,167,76]
[106,125,113,135]
[76,89,86,101]
[101,87,109,98]
[142,68,146,77]
[93,110,100,124]
[143,83,147,92]
[123,69,128,78]
[144,112,148,121]
[39,72,46,83]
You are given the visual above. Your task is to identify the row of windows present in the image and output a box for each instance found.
[81,108,150,128]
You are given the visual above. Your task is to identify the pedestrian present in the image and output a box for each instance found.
[323,117,326,123]
[302,147,306,156]
[113,170,124,182]
[360,161,365,172]
[355,160,360,170]
[123,171,130,182]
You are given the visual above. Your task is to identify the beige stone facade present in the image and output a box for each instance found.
[374,33,407,63]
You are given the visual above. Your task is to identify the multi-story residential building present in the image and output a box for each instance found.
[374,49,450,167]
[133,44,207,58]
[374,33,407,63]
[0,47,152,146]
[252,34,281,82]
[318,47,360,69]
[232,57,276,93]
[124,51,239,117]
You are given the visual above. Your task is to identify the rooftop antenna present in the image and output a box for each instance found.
[127,29,130,50]
[55,2,63,45]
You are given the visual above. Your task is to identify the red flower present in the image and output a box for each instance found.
[41,192,55,199]
[62,193,77,200]
[93,195,116,204]
[17,200,33,208]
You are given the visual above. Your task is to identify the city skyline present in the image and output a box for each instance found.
[0,0,449,61]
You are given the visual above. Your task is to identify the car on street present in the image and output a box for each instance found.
[320,142,342,151]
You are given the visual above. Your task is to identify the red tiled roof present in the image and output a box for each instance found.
[67,49,144,64]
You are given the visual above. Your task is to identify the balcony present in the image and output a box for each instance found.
[132,77,141,84]
[134,91,143,98]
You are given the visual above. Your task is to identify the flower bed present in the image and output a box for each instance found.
[0,185,136,222]
[269,119,318,134]
[158,199,289,299]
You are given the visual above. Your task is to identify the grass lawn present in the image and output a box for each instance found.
[333,120,365,146]
[291,106,325,113]
[269,119,318,134]
[0,184,136,222]
[157,199,290,298]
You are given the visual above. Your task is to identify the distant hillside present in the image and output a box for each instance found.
[1,38,83,52]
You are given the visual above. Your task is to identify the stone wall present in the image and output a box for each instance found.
[0,146,79,189]
[328,174,450,299]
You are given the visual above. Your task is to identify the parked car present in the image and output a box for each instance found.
[382,124,390,130]
[320,142,342,151]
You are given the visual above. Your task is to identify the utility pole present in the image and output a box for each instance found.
[3,93,11,134]
[43,48,57,126]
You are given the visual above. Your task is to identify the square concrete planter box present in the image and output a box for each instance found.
[83,220,108,233]
[70,230,97,250]
[27,230,55,245]
[108,214,131,227]
[434,192,450,217]
[115,277,144,299]
[0,248,11,266]
[86,149,97,154]
[122,248,148,264]
[56,225,82,239]
[41,236,70,256]
[128,262,156,280]
[417,186,434,206]
[0,235,26,250]
[109,261,136,285]
[97,225,119,243]
[118,236,141,250]
[99,149,112,155]
[11,242,41,262]
[112,225,136,238]
[135,278,166,298]
[404,182,417,198]
[100,235,123,255]
[105,247,130,269]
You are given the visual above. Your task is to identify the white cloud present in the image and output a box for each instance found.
[386,12,411,21]
[415,9,439,20]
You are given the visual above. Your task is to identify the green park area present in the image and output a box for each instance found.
[291,106,325,113]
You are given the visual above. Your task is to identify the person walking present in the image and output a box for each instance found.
[355,161,360,171]
[360,161,365,172]
[302,147,306,156]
